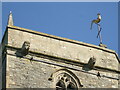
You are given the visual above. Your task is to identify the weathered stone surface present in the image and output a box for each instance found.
[1,25,120,88]
[7,11,14,26]
[7,26,119,71]
[6,50,118,88]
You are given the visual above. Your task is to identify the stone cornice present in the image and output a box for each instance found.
[4,44,120,74]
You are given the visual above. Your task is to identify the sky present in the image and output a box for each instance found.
[1,2,119,54]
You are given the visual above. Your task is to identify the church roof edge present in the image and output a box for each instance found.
[7,25,120,63]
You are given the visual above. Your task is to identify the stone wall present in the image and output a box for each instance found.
[7,26,119,71]
[1,25,120,88]
[6,49,118,88]
[0,29,8,89]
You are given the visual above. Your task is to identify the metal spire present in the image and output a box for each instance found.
[8,11,14,26]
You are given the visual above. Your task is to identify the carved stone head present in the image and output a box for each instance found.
[22,41,30,50]
[21,41,30,56]
[87,56,96,69]
[15,41,30,57]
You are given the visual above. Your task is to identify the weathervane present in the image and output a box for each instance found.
[90,13,102,44]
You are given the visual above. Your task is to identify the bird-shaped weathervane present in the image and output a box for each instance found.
[90,13,102,44]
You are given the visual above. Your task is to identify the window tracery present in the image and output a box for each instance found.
[50,69,82,89]
[56,73,77,89]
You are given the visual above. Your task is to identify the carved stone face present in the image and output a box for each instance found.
[16,41,30,57]
[23,41,30,50]
[88,57,96,68]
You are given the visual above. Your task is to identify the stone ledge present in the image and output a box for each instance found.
[4,44,120,74]
[6,52,120,81]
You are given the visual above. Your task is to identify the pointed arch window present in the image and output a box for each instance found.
[50,69,83,89]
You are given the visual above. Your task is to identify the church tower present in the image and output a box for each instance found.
[0,12,120,89]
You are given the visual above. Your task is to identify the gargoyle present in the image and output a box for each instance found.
[83,56,96,71]
[87,56,96,69]
[16,41,30,57]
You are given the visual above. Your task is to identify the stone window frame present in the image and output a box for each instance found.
[50,69,83,89]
